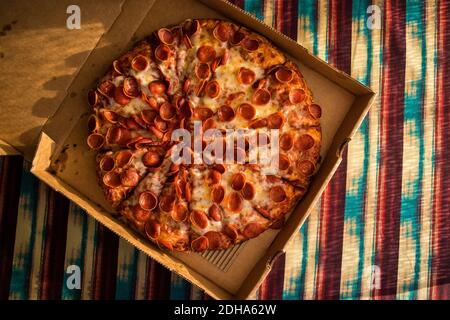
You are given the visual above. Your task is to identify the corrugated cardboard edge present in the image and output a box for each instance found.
[31,132,232,299]
[0,138,21,156]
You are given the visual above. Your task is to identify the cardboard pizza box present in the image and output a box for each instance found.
[0,0,375,299]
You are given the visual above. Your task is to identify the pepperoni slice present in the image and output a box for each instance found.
[100,156,115,172]
[203,232,223,250]
[211,57,222,72]
[279,154,290,171]
[267,112,284,129]
[308,104,322,119]
[145,220,161,240]
[139,191,158,211]
[133,205,150,222]
[112,60,124,75]
[248,118,267,129]
[289,88,305,104]
[279,133,293,151]
[195,79,207,97]
[103,170,121,188]
[231,173,246,191]
[131,55,149,72]
[121,168,139,187]
[98,80,115,97]
[206,169,222,185]
[154,115,169,132]
[194,107,213,121]
[115,150,133,167]
[211,185,225,203]
[179,100,193,118]
[197,45,216,63]
[148,80,167,95]
[159,194,176,212]
[154,44,171,61]
[101,111,118,124]
[140,109,157,125]
[213,22,233,42]
[202,118,216,131]
[295,134,315,151]
[182,34,193,49]
[88,115,100,133]
[114,86,131,105]
[87,133,105,150]
[190,210,209,229]
[297,160,315,176]
[191,236,209,252]
[223,224,238,241]
[238,103,256,120]
[230,31,245,46]
[212,164,226,174]
[171,203,188,222]
[159,102,176,121]
[275,67,293,83]
[227,192,243,212]
[243,222,265,238]
[205,80,221,98]
[252,88,271,105]
[270,186,286,202]
[88,90,99,107]
[182,19,200,37]
[106,127,131,146]
[182,78,191,93]
[242,37,260,51]
[217,105,235,122]
[237,67,256,85]
[142,150,161,167]
[157,239,174,251]
[157,27,174,45]
[195,63,211,79]
[123,77,140,98]
[241,182,255,200]
[221,49,230,66]
[208,204,222,221]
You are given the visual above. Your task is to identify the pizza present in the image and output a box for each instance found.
[86,19,322,252]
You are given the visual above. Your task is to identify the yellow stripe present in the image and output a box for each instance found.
[81,217,96,299]
[28,183,48,299]
[316,0,328,60]
[134,252,148,299]
[360,0,383,300]
[282,225,305,297]
[417,0,436,300]
[263,0,274,27]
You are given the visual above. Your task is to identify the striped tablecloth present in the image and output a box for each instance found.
[1,0,449,300]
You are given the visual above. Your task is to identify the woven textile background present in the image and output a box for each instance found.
[0,0,449,300]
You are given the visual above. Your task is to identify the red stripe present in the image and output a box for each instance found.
[314,0,352,300]
[228,0,244,9]
[259,253,286,300]
[373,0,406,300]
[275,0,299,39]
[145,258,171,299]
[258,0,300,300]
[0,156,23,299]
[40,190,70,300]
[430,0,450,300]
[93,224,119,300]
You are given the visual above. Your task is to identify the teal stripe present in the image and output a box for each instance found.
[398,0,425,299]
[61,205,88,300]
[115,247,139,300]
[169,274,191,300]
[8,162,38,299]
[244,0,264,21]
[297,0,319,55]
[339,0,371,300]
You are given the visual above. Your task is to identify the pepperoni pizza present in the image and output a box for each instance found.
[87,19,321,252]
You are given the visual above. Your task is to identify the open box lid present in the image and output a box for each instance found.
[0,0,142,160]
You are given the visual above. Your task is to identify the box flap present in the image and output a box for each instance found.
[0,0,126,160]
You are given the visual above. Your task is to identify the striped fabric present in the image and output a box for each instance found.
[0,0,449,300]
